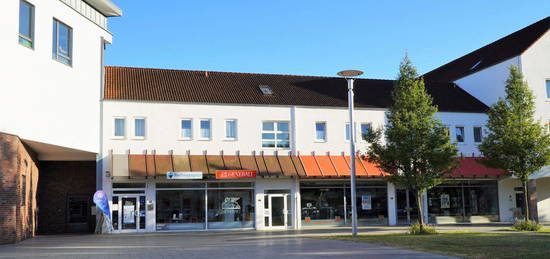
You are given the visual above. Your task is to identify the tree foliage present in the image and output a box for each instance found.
[365,55,458,226]
[478,65,550,220]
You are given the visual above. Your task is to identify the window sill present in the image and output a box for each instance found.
[177,138,193,141]
[131,137,146,140]
[52,57,72,67]
[314,140,327,143]
[111,136,126,140]
[197,138,212,141]
[223,138,238,141]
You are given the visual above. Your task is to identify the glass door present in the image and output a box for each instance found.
[268,194,288,229]
[121,197,138,230]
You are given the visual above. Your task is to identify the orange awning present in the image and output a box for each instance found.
[300,155,322,177]
[330,155,351,176]
[128,154,147,178]
[344,156,368,176]
[315,155,338,176]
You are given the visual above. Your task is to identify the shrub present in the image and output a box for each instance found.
[513,220,542,231]
[408,223,438,235]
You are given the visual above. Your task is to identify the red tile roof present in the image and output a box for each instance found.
[424,16,549,83]
[104,66,488,113]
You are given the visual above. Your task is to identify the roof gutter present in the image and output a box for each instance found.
[84,0,122,17]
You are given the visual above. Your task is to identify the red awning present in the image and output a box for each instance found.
[450,157,506,177]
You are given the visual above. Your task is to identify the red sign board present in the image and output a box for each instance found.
[215,170,257,179]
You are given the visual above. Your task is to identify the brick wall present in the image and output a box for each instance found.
[37,161,96,234]
[0,133,39,244]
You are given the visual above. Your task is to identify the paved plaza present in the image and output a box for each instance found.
[0,227,464,259]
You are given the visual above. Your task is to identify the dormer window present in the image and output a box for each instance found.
[470,60,482,70]
[259,85,273,95]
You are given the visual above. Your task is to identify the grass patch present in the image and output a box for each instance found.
[321,231,550,259]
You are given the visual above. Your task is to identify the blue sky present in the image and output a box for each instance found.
[105,1,549,79]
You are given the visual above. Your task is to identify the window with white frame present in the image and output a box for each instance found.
[52,19,72,65]
[262,121,290,148]
[180,119,192,139]
[473,126,483,143]
[546,80,550,99]
[19,0,34,48]
[134,118,146,138]
[345,123,356,141]
[360,123,371,141]
[225,119,237,139]
[455,126,465,143]
[114,118,125,137]
[200,119,212,139]
[315,122,326,142]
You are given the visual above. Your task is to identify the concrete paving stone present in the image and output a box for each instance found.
[0,226,511,259]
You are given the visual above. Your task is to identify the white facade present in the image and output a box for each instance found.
[100,99,493,231]
[101,101,487,157]
[452,30,550,223]
[0,0,118,160]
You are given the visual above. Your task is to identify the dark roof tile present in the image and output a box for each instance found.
[105,66,488,112]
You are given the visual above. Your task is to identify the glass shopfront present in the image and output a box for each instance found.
[300,181,387,226]
[427,180,499,222]
[156,182,254,231]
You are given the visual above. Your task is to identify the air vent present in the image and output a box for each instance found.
[259,85,273,95]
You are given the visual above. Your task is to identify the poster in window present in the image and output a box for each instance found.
[361,195,372,210]
[440,194,450,209]
[123,205,135,223]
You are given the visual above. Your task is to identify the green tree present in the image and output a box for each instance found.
[478,66,550,221]
[365,55,458,230]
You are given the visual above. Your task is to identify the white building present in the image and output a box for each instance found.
[101,67,500,232]
[424,16,550,223]
[0,0,121,239]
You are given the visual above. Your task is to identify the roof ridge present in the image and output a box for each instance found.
[104,65,393,81]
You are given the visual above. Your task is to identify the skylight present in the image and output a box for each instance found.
[259,85,273,95]
[470,60,482,70]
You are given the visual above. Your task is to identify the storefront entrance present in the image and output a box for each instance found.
[112,194,146,232]
[265,194,290,229]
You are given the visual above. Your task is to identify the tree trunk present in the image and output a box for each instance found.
[415,190,424,228]
[523,180,530,221]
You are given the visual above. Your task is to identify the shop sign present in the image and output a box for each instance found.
[166,171,203,180]
[215,170,257,179]
[361,195,372,210]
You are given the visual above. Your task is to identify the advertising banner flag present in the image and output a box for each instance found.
[93,190,113,233]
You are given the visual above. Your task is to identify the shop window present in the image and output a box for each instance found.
[112,196,119,230]
[346,186,388,225]
[427,180,499,223]
[156,190,205,230]
[19,0,34,48]
[455,126,465,143]
[315,122,326,142]
[262,121,290,148]
[473,126,483,143]
[207,189,254,229]
[300,187,345,226]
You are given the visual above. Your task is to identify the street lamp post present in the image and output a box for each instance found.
[337,69,363,237]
